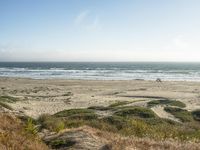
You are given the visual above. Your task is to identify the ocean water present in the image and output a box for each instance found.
[0,62,200,81]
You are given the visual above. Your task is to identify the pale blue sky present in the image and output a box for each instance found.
[0,0,200,61]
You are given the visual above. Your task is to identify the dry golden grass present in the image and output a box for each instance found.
[0,113,49,150]
[108,137,200,150]
[80,126,200,150]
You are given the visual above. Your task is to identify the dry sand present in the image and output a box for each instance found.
[0,77,200,120]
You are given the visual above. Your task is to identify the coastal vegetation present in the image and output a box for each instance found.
[164,107,193,122]
[38,114,65,132]
[147,99,186,108]
[0,113,48,149]
[1,80,200,149]
[0,101,13,110]
[1,101,200,149]
[0,96,19,110]
[35,105,200,141]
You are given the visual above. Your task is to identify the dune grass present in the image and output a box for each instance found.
[62,92,73,96]
[89,100,146,112]
[114,106,157,119]
[109,101,131,107]
[0,96,19,103]
[2,112,199,150]
[0,101,13,110]
[88,106,111,111]
[54,108,98,121]
[147,99,186,108]
[35,106,200,141]
[54,108,95,117]
[38,114,65,132]
[64,115,200,140]
[0,96,19,110]
[164,107,193,122]
[108,100,145,108]
[0,113,49,149]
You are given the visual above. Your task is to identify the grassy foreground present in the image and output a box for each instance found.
[1,99,200,149]
[37,102,200,141]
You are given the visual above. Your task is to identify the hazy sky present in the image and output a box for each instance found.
[0,0,200,62]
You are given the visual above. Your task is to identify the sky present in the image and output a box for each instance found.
[0,0,200,62]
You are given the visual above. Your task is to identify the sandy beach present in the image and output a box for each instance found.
[0,77,200,120]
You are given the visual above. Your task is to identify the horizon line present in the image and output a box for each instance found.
[1,61,200,63]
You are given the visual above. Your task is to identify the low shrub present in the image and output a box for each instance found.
[164,107,193,122]
[67,113,98,120]
[62,92,73,96]
[50,106,200,141]
[88,106,111,111]
[109,101,131,107]
[103,116,127,130]
[114,106,157,119]
[0,113,48,149]
[25,118,38,135]
[147,100,186,108]
[54,108,95,117]
[0,96,19,103]
[38,114,65,132]
[0,102,13,110]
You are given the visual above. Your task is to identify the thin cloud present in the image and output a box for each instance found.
[86,16,101,30]
[74,10,90,25]
[74,10,101,31]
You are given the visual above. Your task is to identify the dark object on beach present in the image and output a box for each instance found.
[135,79,145,81]
[156,78,162,82]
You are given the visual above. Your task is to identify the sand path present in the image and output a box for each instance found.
[151,105,181,122]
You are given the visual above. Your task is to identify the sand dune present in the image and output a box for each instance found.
[0,77,200,121]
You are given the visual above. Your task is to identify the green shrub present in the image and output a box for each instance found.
[25,118,38,135]
[87,119,118,133]
[0,96,19,103]
[54,108,99,122]
[164,107,193,122]
[88,106,111,111]
[144,118,178,126]
[19,115,37,124]
[120,119,152,137]
[0,102,13,110]
[0,96,18,110]
[109,101,131,107]
[62,92,73,96]
[147,100,186,108]
[103,116,127,130]
[38,114,65,132]
[114,106,157,119]
[51,106,200,141]
[54,108,95,117]
[64,119,87,128]
[67,113,98,120]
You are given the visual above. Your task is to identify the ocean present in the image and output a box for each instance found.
[0,62,200,81]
